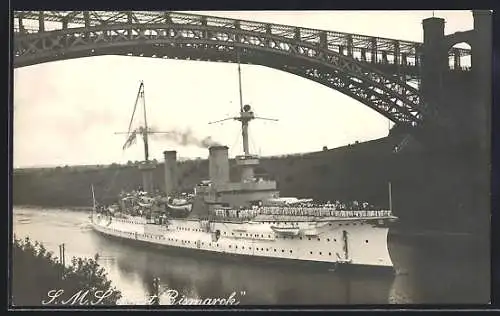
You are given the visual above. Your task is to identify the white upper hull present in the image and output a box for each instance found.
[91,213,394,268]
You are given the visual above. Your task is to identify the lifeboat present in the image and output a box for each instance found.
[166,201,192,218]
[270,225,300,236]
[167,203,192,212]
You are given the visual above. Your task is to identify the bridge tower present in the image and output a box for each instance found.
[421,17,447,111]
[471,10,492,149]
[420,10,492,148]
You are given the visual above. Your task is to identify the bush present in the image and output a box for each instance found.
[11,236,122,306]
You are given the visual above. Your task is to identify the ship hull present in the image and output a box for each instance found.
[91,213,395,272]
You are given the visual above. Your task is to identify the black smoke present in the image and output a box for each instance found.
[154,127,221,149]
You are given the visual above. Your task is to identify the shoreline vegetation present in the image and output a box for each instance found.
[11,236,122,306]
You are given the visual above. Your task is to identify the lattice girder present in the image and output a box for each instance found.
[14,22,431,126]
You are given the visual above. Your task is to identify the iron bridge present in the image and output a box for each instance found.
[12,11,472,128]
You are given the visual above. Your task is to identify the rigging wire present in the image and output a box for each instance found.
[126,82,143,137]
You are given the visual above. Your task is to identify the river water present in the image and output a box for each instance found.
[12,206,490,305]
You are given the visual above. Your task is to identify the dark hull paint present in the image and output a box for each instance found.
[92,226,395,276]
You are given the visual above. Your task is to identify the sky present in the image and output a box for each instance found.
[13,10,474,168]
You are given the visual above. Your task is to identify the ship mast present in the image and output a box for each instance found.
[141,83,150,161]
[208,50,278,182]
[209,50,278,158]
[116,81,170,161]
[237,53,252,156]
[115,81,171,193]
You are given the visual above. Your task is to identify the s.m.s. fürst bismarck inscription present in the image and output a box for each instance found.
[42,288,246,305]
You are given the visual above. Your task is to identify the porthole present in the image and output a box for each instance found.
[290,250,293,253]
[317,238,321,241]
[308,238,311,241]
[268,235,271,238]
[249,247,252,250]
[242,246,245,250]
[310,251,313,254]
[319,252,322,255]
[274,249,277,252]
[365,240,369,243]
[334,238,337,242]
[329,252,332,256]
[232,233,234,235]
[266,248,269,251]
[327,238,330,242]
[329,223,332,226]
[282,249,285,253]
[300,237,303,240]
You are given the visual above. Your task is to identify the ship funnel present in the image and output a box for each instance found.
[163,150,178,195]
[209,145,230,187]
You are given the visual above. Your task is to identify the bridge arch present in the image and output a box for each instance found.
[14,15,430,128]
[447,42,471,71]
[443,30,474,71]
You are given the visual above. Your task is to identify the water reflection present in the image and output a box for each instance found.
[387,234,490,304]
[95,235,394,305]
[12,207,489,305]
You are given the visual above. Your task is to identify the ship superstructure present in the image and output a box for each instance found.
[90,61,398,271]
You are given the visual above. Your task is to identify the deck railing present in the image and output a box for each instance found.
[213,207,393,219]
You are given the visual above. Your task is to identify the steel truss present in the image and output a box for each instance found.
[13,11,460,126]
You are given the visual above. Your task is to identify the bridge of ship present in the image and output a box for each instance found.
[13,11,472,128]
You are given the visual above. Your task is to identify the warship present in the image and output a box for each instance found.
[90,61,398,271]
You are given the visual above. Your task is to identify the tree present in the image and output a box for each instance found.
[11,236,122,306]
